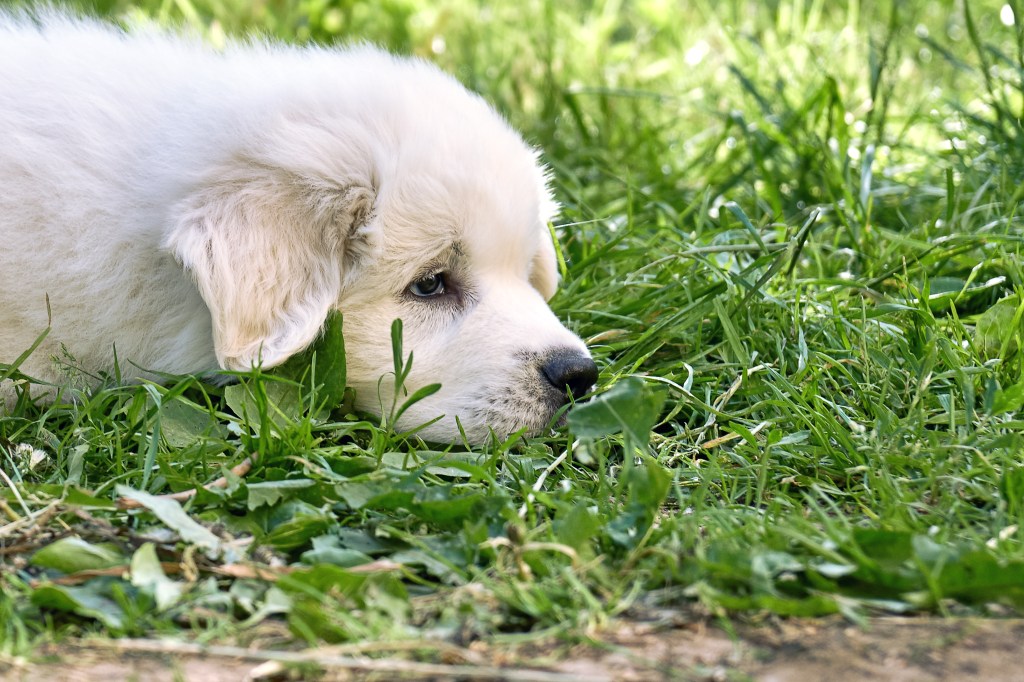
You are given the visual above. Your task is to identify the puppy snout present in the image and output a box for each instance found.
[541,348,598,401]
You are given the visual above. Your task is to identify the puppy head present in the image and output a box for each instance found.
[167,50,596,444]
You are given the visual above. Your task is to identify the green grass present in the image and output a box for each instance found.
[3,0,1024,667]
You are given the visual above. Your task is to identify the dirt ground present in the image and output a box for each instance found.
[2,615,1023,681]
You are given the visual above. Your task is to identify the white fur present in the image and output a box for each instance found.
[0,12,593,444]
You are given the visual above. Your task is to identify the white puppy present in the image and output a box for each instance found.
[0,13,597,444]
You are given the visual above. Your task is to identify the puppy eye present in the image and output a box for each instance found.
[409,273,447,297]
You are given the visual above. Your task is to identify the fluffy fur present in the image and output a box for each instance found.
[0,13,596,443]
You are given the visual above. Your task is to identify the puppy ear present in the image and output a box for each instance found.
[166,161,375,371]
[530,225,561,301]
[529,161,561,301]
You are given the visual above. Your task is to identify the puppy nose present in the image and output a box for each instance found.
[541,349,598,400]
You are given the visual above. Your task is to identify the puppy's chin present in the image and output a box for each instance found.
[398,412,558,447]
[390,382,570,446]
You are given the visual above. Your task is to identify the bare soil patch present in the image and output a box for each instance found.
[2,616,1022,681]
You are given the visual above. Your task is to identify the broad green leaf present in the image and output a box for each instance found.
[242,586,293,626]
[66,444,88,487]
[63,486,117,509]
[912,534,953,567]
[223,382,252,420]
[31,584,125,630]
[265,514,335,551]
[284,568,409,644]
[919,275,1005,311]
[277,564,370,598]
[389,549,460,581]
[937,552,1024,607]
[302,535,374,568]
[607,507,652,549]
[334,481,386,510]
[975,295,1023,358]
[411,491,484,527]
[275,311,347,410]
[224,379,302,427]
[335,528,399,555]
[116,486,222,554]
[247,479,316,511]
[853,529,914,565]
[626,455,673,512]
[334,480,414,512]
[1000,467,1024,516]
[991,380,1024,416]
[160,400,225,447]
[555,504,602,554]
[567,377,666,450]
[31,537,125,574]
[130,543,184,610]
[259,500,337,551]
[327,454,380,477]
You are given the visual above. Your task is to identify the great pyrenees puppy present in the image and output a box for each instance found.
[0,12,597,444]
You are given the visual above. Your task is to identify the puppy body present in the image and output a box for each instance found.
[0,14,595,443]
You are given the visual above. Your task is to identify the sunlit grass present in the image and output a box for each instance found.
[3,0,1024,665]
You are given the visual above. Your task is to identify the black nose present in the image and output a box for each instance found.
[541,349,598,400]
